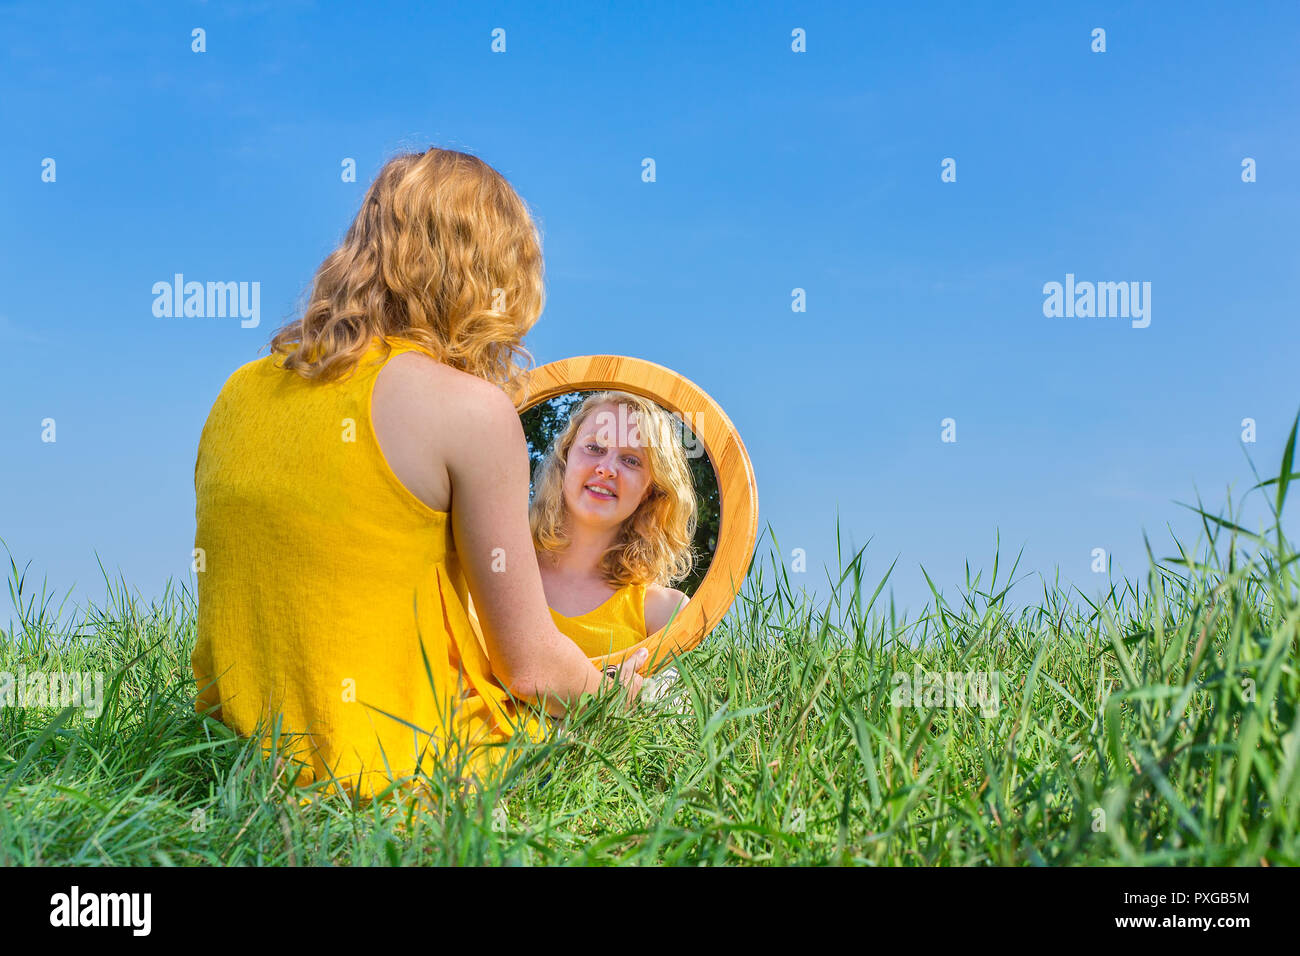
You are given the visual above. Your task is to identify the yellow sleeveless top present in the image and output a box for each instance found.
[548,583,648,658]
[191,337,542,800]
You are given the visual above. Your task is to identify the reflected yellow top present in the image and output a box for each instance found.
[549,583,649,658]
[191,338,543,800]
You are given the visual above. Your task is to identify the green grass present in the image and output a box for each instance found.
[2,419,1298,866]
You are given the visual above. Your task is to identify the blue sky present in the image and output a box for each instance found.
[3,0,1298,625]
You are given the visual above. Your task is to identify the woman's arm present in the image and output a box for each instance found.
[442,377,643,716]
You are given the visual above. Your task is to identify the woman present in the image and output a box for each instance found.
[191,147,647,802]
[530,391,697,658]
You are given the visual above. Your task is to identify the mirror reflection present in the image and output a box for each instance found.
[519,390,721,657]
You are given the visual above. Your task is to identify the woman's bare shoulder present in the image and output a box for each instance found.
[372,352,520,513]
[383,349,500,397]
[380,352,518,434]
[644,582,688,597]
[644,583,690,634]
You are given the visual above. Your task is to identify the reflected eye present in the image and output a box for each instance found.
[583,442,639,468]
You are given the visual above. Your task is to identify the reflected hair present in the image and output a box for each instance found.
[530,392,698,588]
[267,147,544,399]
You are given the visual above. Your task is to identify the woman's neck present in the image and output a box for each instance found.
[542,522,621,581]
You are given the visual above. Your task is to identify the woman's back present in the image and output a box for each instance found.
[192,337,539,798]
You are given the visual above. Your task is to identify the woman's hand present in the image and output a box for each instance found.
[607,647,649,712]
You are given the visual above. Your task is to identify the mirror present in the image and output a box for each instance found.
[468,356,758,674]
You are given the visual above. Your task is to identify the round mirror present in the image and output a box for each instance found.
[468,356,758,674]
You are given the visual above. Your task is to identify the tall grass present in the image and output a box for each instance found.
[2,418,1297,865]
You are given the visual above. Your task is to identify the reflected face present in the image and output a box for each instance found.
[562,403,655,530]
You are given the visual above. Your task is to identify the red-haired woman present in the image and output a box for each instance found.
[191,148,647,801]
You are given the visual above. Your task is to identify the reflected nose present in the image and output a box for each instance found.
[594,455,617,481]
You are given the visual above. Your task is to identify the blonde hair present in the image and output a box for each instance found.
[268,147,545,397]
[530,392,698,588]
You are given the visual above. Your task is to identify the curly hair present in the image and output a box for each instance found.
[267,147,545,399]
[530,391,698,588]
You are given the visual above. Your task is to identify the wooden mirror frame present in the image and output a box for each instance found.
[508,355,759,674]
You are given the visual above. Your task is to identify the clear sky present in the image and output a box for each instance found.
[3,0,1298,625]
